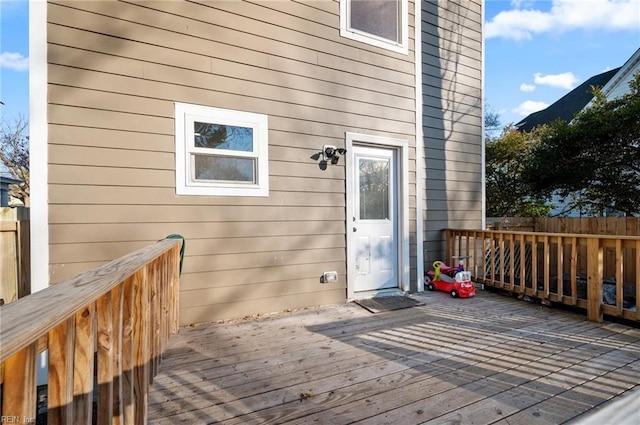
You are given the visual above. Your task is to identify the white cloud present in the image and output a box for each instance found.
[534,72,579,89]
[486,0,640,40]
[513,100,549,116]
[510,0,537,9]
[0,52,29,72]
[520,83,536,92]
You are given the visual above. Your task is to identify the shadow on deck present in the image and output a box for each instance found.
[148,289,640,424]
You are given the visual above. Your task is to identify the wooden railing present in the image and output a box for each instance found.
[0,237,182,424]
[445,229,640,323]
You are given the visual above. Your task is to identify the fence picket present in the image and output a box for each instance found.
[447,228,639,324]
[0,238,182,422]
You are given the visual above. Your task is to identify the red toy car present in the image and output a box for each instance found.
[425,260,476,298]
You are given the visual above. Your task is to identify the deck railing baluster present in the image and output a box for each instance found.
[445,229,639,324]
[0,237,182,422]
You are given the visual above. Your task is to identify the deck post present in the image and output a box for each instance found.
[587,237,603,322]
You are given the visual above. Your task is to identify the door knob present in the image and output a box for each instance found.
[353,227,357,232]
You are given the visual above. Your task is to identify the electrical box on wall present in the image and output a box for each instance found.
[321,271,338,283]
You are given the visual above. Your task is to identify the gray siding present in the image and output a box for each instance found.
[420,0,484,264]
[46,0,416,323]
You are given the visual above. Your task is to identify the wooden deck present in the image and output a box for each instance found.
[148,289,640,424]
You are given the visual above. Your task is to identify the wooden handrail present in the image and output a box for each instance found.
[443,229,640,324]
[0,237,183,423]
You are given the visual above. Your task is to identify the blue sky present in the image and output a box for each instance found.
[0,0,639,128]
[485,0,640,127]
[0,0,29,122]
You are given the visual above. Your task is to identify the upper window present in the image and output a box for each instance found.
[175,103,269,197]
[340,0,408,54]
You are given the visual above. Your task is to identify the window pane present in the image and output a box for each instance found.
[359,158,389,220]
[350,0,400,43]
[194,122,253,152]
[193,155,256,183]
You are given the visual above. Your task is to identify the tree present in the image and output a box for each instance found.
[0,115,29,206]
[485,125,552,217]
[523,73,640,216]
[484,103,501,140]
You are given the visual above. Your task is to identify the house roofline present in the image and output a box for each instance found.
[600,47,640,97]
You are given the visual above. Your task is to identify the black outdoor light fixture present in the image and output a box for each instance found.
[323,145,347,164]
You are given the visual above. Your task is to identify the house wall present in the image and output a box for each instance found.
[603,58,640,101]
[420,0,484,265]
[46,0,417,324]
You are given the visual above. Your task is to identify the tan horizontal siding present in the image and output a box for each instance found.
[50,236,341,263]
[47,0,417,321]
[48,157,345,183]
[425,142,483,158]
[425,159,483,176]
[47,236,343,268]
[48,163,345,192]
[187,234,346,256]
[180,262,347,291]
[49,164,175,187]
[422,55,482,84]
[422,188,483,202]
[425,169,482,185]
[50,221,346,244]
[423,126,482,145]
[49,185,346,207]
[49,125,175,152]
[424,199,484,214]
[421,0,483,264]
[422,2,482,35]
[49,2,414,83]
[423,118,482,138]
[49,144,174,169]
[184,248,344,274]
[181,277,346,309]
[49,28,415,102]
[48,205,347,224]
[48,73,415,131]
[293,0,338,15]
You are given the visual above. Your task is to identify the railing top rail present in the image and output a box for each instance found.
[445,228,640,241]
[0,238,182,362]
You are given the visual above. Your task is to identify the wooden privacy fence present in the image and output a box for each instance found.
[0,207,30,305]
[445,229,640,323]
[0,237,182,424]
[488,216,640,236]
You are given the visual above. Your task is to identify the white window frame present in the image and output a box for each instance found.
[175,103,269,197]
[340,0,408,55]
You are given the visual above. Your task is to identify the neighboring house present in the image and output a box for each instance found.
[515,68,620,133]
[0,176,23,207]
[515,47,640,217]
[29,0,483,324]
[516,47,640,133]
[598,47,640,102]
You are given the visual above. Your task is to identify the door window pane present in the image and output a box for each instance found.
[359,158,389,220]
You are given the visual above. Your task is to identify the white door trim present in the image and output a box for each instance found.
[345,132,410,300]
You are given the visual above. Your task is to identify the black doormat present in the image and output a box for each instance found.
[354,296,425,313]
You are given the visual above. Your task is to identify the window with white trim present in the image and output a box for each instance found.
[340,0,408,54]
[175,103,269,197]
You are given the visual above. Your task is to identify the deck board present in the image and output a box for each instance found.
[148,290,640,424]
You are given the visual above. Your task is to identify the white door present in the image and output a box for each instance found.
[352,146,399,292]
